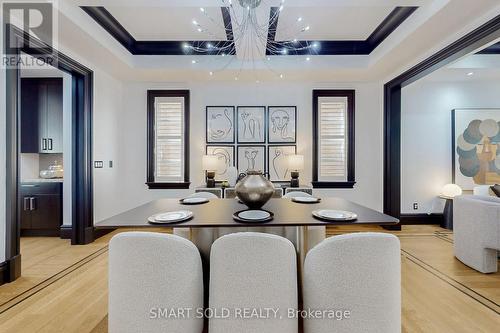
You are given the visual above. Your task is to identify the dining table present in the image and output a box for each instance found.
[95,197,399,278]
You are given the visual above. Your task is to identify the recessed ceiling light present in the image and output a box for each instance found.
[467,72,474,76]
[306,57,311,61]
[267,57,271,61]
[191,60,197,64]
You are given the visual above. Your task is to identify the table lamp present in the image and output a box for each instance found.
[288,154,304,187]
[440,184,462,199]
[202,155,219,188]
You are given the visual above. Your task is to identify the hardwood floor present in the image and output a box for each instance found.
[0,225,498,332]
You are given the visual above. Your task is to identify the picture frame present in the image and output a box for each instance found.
[267,145,297,182]
[237,106,266,143]
[452,108,500,190]
[268,106,297,143]
[237,145,266,173]
[206,106,235,143]
[206,145,235,181]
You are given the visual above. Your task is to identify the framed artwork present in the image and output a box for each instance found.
[206,106,235,143]
[237,106,266,143]
[268,106,297,143]
[267,145,297,182]
[206,145,235,181]
[452,108,500,190]
[237,146,266,173]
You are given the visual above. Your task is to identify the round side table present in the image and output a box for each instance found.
[439,195,454,230]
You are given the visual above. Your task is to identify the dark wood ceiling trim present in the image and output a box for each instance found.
[266,6,418,55]
[477,41,500,54]
[82,5,417,56]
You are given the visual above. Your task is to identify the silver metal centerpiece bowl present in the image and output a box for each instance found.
[235,170,275,209]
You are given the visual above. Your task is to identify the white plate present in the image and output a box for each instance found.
[238,210,271,221]
[181,197,209,204]
[312,210,357,221]
[292,196,320,203]
[148,210,193,224]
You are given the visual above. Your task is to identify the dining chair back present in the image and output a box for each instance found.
[283,191,313,198]
[108,232,204,333]
[209,232,298,333]
[188,191,219,199]
[303,232,401,333]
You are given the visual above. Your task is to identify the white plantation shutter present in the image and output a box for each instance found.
[154,96,185,182]
[318,96,348,181]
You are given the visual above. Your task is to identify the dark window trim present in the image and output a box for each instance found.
[146,90,191,189]
[312,90,356,189]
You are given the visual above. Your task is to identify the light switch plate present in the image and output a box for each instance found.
[109,161,113,168]
[94,161,104,168]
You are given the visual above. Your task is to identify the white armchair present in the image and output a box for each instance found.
[454,195,500,273]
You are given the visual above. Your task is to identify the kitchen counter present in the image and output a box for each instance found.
[21,178,64,183]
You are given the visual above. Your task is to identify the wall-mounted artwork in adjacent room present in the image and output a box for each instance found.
[206,145,235,181]
[452,108,500,190]
[237,146,266,173]
[268,106,296,143]
[268,145,296,182]
[206,106,235,143]
[237,106,266,143]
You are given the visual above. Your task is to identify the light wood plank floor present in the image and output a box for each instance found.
[0,226,498,332]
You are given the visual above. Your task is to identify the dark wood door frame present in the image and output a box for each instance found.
[383,15,500,224]
[2,24,94,283]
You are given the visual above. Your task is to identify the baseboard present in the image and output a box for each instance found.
[21,229,61,237]
[60,225,72,239]
[0,254,21,285]
[61,226,115,242]
[400,213,443,225]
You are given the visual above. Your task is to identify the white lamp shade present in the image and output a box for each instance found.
[289,154,304,171]
[440,184,462,198]
[202,155,219,171]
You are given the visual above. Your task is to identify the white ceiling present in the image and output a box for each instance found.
[45,0,500,82]
[275,6,394,41]
[106,6,227,41]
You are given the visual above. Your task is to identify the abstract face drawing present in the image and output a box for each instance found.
[244,149,258,171]
[271,109,292,140]
[209,108,233,141]
[241,111,262,140]
[211,148,231,176]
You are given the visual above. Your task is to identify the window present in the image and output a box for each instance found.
[312,90,355,188]
[147,90,190,189]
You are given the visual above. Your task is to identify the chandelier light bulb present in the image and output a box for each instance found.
[279,74,283,78]
[306,57,310,61]
[191,60,197,64]
[200,7,205,12]
[192,20,198,25]
[279,5,284,11]
[197,28,202,32]
[209,71,213,76]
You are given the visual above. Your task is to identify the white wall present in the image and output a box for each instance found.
[92,81,384,222]
[0,65,6,263]
[401,79,500,214]
[62,72,72,226]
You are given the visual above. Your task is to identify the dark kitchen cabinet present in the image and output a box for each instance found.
[21,78,63,154]
[19,182,62,236]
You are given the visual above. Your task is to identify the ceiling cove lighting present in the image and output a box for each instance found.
[187,0,317,79]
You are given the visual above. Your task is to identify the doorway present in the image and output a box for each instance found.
[3,24,94,283]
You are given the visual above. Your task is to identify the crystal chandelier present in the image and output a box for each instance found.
[184,0,319,78]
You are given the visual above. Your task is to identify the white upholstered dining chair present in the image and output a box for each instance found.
[174,192,218,259]
[108,232,204,333]
[303,232,401,333]
[283,191,325,250]
[209,232,298,333]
